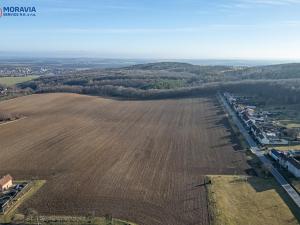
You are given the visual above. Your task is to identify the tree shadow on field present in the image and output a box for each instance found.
[213,98,245,149]
[211,116,243,152]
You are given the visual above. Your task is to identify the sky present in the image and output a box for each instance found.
[1,0,300,59]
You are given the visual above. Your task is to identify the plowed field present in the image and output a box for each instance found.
[0,93,249,225]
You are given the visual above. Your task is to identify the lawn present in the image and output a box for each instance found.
[274,145,300,151]
[0,76,39,86]
[278,120,300,129]
[207,175,300,225]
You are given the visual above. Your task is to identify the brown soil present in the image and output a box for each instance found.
[0,93,249,225]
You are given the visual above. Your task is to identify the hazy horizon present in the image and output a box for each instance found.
[0,55,299,67]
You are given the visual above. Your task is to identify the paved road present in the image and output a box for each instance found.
[217,93,300,208]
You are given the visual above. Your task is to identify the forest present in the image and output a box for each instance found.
[15,62,300,103]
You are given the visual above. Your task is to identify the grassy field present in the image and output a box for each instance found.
[208,175,300,225]
[0,76,39,86]
[0,93,249,225]
[274,145,300,151]
[264,106,300,129]
[278,120,300,129]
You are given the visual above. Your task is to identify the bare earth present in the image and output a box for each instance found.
[0,93,249,225]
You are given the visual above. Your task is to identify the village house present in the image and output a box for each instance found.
[0,174,13,192]
[286,157,300,178]
[257,132,270,145]
[269,149,282,161]
[269,150,300,178]
[224,92,236,105]
[224,92,289,146]
[296,130,300,141]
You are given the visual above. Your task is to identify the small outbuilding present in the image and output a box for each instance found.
[0,174,13,192]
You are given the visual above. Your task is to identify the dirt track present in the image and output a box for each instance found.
[0,93,249,225]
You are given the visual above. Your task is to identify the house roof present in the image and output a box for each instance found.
[0,174,12,187]
[288,158,300,170]
[252,124,259,132]
[248,120,254,127]
[269,150,300,170]
[270,149,281,157]
[258,133,265,140]
[242,113,250,122]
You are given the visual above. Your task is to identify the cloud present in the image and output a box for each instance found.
[282,20,300,27]
[219,0,300,9]
[243,0,300,5]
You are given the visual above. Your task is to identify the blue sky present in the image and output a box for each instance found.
[1,0,300,59]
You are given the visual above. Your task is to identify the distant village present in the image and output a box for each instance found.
[0,65,73,77]
[224,92,300,146]
[224,92,300,179]
[0,66,47,77]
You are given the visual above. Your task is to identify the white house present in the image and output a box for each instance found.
[286,158,300,178]
[269,150,300,178]
[257,132,270,145]
[269,149,282,161]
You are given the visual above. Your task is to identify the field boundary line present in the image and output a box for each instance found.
[0,117,27,127]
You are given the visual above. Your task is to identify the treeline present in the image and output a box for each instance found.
[18,76,300,104]
[223,63,300,80]
[219,79,300,105]
[32,84,218,99]
[0,85,32,101]
[0,112,22,122]
[126,62,300,81]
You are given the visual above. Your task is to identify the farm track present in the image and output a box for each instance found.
[0,93,249,225]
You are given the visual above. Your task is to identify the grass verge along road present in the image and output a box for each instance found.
[208,175,300,225]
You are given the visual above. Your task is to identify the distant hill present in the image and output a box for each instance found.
[124,61,300,81]
[125,62,238,75]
